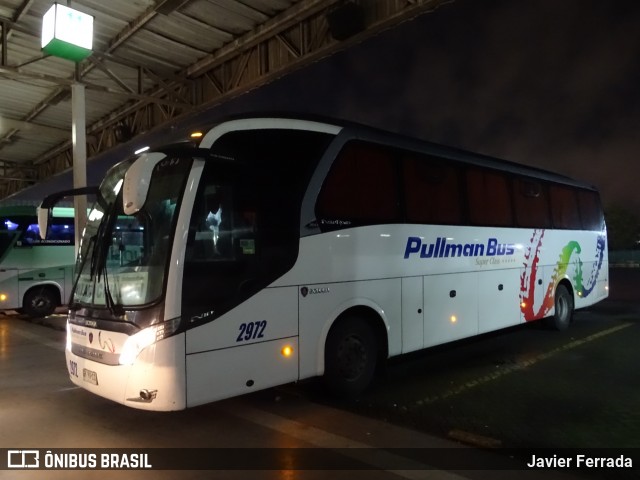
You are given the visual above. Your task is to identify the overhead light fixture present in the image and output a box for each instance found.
[41,3,94,62]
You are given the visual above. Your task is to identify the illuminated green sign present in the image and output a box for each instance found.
[41,3,94,62]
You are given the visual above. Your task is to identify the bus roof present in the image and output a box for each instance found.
[192,114,598,192]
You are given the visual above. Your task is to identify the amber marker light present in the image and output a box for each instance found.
[450,315,457,323]
[521,302,527,309]
[190,131,203,139]
[0,293,7,302]
[281,345,294,357]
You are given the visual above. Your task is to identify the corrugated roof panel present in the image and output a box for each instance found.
[111,43,189,72]
[210,0,271,23]
[31,101,72,130]
[80,0,156,22]
[121,29,208,69]
[5,6,45,36]
[0,136,61,163]
[0,80,51,118]
[146,12,232,52]
[67,4,144,53]
[182,0,265,35]
[6,31,43,67]
[0,1,23,18]
[243,0,295,14]
[21,55,76,82]
[84,91,135,119]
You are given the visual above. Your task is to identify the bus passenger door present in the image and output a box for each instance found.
[402,277,424,353]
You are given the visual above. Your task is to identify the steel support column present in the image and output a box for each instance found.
[72,83,87,256]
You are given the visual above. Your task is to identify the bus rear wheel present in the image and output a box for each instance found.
[324,316,377,398]
[546,284,574,331]
[23,287,58,318]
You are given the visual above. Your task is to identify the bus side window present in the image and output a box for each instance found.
[403,155,462,225]
[316,141,399,228]
[514,178,551,228]
[549,185,581,229]
[577,189,604,231]
[466,168,514,227]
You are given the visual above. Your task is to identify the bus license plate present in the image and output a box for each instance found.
[83,368,98,386]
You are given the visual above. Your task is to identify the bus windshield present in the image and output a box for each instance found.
[72,156,193,310]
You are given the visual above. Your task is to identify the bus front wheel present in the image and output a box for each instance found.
[546,284,574,331]
[324,316,377,398]
[23,287,58,318]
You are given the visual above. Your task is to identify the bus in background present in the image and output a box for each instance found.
[0,205,75,317]
[38,116,608,411]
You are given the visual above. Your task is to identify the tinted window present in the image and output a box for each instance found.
[549,185,581,229]
[466,168,513,226]
[316,141,399,228]
[578,189,604,231]
[514,178,551,228]
[403,154,462,224]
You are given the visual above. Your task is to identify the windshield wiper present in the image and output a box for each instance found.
[96,213,125,317]
[101,265,125,317]
[69,235,96,312]
[84,196,125,317]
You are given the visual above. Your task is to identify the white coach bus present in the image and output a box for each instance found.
[0,205,75,317]
[38,116,608,411]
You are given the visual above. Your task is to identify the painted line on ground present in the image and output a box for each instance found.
[414,322,634,407]
[223,402,470,480]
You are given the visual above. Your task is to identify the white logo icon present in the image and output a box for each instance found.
[7,450,39,468]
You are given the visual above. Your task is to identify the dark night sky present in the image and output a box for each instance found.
[211,0,640,211]
[11,0,640,212]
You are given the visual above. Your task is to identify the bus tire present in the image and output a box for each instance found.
[324,316,377,398]
[547,284,573,331]
[23,287,58,318]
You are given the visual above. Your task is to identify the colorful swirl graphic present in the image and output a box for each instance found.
[520,230,605,321]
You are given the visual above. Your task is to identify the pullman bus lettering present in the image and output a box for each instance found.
[404,236,515,259]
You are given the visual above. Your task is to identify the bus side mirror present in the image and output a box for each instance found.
[38,185,103,240]
[36,206,51,240]
[123,152,167,215]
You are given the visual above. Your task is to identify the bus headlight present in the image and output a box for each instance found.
[119,317,180,365]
